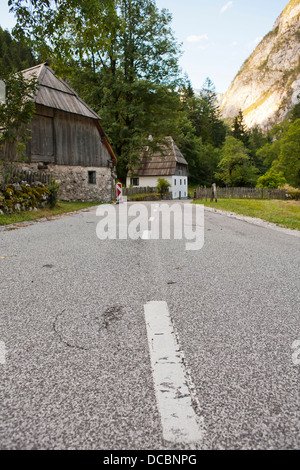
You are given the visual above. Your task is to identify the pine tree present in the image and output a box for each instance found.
[232,110,249,146]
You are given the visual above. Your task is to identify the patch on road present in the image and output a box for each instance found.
[53,305,125,350]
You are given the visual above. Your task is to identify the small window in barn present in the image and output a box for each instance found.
[130,178,139,186]
[88,171,96,184]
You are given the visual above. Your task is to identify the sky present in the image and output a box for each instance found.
[0,0,289,93]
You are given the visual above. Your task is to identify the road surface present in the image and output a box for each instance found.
[0,201,299,450]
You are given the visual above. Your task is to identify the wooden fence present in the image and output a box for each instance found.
[122,186,157,196]
[194,186,286,200]
[1,168,51,186]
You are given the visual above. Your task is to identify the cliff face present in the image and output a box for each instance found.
[220,0,300,130]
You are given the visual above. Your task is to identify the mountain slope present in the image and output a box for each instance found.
[220,0,300,130]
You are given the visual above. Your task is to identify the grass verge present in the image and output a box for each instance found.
[193,198,300,230]
[0,201,100,226]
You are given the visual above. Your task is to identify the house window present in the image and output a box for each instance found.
[174,179,176,185]
[180,179,182,185]
[184,179,186,185]
[88,171,96,184]
[130,177,139,186]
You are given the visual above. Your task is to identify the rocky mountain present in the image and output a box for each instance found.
[220,0,300,130]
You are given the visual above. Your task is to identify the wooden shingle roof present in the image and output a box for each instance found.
[22,63,117,165]
[22,63,100,120]
[129,137,188,177]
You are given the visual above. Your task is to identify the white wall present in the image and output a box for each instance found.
[126,176,172,188]
[126,174,188,199]
[172,175,188,199]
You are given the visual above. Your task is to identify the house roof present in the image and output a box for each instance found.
[22,63,117,165]
[129,137,188,177]
[22,63,100,120]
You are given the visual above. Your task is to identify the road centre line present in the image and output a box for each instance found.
[144,301,204,446]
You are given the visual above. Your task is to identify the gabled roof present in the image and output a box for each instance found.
[22,63,100,120]
[22,63,117,165]
[129,137,188,177]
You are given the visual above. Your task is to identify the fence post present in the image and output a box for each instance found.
[211,183,217,202]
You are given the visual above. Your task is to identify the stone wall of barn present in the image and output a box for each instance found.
[18,163,115,202]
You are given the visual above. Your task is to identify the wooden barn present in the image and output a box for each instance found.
[19,63,117,202]
[126,136,188,199]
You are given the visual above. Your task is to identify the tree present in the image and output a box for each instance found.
[0,70,38,179]
[216,136,258,187]
[247,125,269,173]
[10,0,183,181]
[186,77,227,147]
[232,110,249,146]
[254,117,300,188]
[289,102,300,123]
[0,26,37,74]
[256,168,287,188]
[273,119,300,187]
[256,140,282,170]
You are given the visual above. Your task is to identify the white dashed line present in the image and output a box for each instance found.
[144,301,204,446]
[0,341,7,364]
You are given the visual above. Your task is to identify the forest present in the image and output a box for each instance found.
[0,0,299,189]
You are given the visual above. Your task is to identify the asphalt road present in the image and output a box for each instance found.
[0,201,299,450]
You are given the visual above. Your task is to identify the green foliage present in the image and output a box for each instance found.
[256,168,287,188]
[0,26,37,74]
[157,177,171,195]
[232,110,249,146]
[256,140,282,169]
[216,136,258,187]
[256,117,300,188]
[247,125,269,172]
[182,77,227,148]
[289,102,300,122]
[272,119,300,187]
[47,179,60,208]
[0,70,38,168]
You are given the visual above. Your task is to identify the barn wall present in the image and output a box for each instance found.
[19,163,114,202]
[29,105,111,167]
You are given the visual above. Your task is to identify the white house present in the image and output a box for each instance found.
[126,137,188,199]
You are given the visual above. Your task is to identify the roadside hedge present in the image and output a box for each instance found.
[0,182,50,214]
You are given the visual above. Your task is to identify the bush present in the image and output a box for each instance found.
[256,168,287,188]
[283,184,300,200]
[157,178,171,196]
[47,179,60,208]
